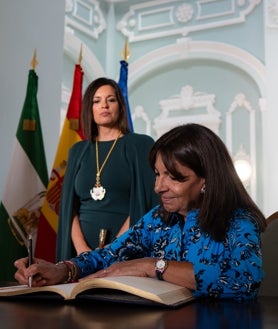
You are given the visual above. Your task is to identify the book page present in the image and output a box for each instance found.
[0,282,79,300]
[73,276,193,306]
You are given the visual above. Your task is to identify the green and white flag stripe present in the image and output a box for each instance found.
[0,69,48,282]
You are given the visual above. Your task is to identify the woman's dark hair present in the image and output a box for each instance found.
[149,123,266,241]
[81,77,130,141]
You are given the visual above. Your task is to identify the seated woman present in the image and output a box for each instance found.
[14,123,266,301]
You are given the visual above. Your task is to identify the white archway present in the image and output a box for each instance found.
[129,39,265,97]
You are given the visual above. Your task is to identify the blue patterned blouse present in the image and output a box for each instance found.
[71,205,263,300]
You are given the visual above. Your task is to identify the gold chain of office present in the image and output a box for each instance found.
[90,133,121,200]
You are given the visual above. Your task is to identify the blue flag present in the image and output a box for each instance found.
[118,60,134,132]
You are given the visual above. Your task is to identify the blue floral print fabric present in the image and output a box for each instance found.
[71,205,263,300]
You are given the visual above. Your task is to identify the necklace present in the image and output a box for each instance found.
[90,133,121,200]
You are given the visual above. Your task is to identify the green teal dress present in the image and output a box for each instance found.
[56,133,159,260]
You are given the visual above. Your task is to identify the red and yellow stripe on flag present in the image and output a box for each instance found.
[35,64,84,262]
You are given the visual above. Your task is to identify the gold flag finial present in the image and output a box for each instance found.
[122,38,130,62]
[30,49,38,70]
[78,44,83,65]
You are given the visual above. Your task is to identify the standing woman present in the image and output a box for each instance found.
[56,77,158,260]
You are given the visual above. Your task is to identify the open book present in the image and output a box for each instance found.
[0,276,194,307]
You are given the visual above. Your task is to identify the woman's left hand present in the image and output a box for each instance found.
[79,258,156,281]
[79,258,196,291]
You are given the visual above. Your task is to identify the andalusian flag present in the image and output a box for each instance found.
[0,68,48,282]
[35,63,84,262]
[118,39,133,132]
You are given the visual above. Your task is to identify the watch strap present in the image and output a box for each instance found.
[156,269,164,280]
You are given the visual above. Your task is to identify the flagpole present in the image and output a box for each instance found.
[78,44,83,65]
[122,38,130,62]
[30,49,38,70]
[119,38,134,132]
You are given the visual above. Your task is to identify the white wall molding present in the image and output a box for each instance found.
[266,0,278,28]
[65,0,106,39]
[129,39,266,97]
[117,0,261,42]
[153,85,221,138]
[226,93,257,199]
[132,105,152,136]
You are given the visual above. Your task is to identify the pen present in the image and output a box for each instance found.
[27,234,33,287]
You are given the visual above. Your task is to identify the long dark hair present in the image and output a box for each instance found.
[149,123,266,241]
[81,77,130,141]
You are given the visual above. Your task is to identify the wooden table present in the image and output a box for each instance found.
[0,296,277,329]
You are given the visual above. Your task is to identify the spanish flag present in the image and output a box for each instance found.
[35,63,84,262]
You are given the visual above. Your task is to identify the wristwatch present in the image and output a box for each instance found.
[155,259,168,280]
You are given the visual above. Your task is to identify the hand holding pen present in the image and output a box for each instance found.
[27,234,33,287]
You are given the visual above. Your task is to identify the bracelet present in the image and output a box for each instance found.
[56,260,78,283]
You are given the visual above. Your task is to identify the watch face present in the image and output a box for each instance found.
[155,259,168,280]
[156,259,166,270]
